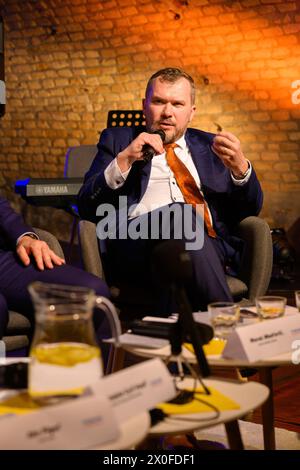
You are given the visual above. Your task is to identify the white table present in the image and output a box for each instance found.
[147,376,269,450]
[0,358,150,450]
[122,344,293,368]
[120,343,295,450]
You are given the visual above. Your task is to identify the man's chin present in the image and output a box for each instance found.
[154,126,174,143]
[150,125,182,143]
[164,135,175,144]
[164,130,182,144]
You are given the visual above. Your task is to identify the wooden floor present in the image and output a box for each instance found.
[249,365,300,433]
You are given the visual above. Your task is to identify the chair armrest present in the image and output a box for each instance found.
[33,228,65,260]
[78,220,104,279]
[235,216,273,300]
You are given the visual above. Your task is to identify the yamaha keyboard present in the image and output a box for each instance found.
[15,177,83,210]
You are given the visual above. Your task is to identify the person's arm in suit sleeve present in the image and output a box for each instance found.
[228,167,263,223]
[0,195,35,247]
[78,127,164,222]
[0,195,65,269]
[78,128,127,222]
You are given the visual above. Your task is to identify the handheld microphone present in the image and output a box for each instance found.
[142,129,166,162]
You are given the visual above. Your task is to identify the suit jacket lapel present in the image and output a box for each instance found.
[185,129,216,193]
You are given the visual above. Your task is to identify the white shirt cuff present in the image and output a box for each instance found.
[104,159,131,189]
[16,232,39,246]
[231,160,252,186]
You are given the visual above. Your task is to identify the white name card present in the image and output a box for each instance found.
[223,314,300,362]
[0,394,120,450]
[91,357,176,422]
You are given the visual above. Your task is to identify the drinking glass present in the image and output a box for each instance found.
[208,302,240,339]
[255,296,287,320]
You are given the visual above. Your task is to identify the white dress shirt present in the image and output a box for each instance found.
[104,134,252,219]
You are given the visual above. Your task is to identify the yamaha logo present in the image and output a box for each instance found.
[35,185,69,195]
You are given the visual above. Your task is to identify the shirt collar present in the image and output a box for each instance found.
[174,134,187,150]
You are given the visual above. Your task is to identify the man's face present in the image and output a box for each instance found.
[143,77,196,144]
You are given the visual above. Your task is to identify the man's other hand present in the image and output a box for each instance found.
[212,131,249,178]
[16,236,65,271]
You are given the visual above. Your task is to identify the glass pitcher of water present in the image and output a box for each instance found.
[28,282,121,399]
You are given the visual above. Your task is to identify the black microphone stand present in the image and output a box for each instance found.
[151,240,211,394]
[169,284,211,395]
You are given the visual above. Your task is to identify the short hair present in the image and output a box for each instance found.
[145,67,196,104]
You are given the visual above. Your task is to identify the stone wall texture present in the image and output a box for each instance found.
[0,0,299,240]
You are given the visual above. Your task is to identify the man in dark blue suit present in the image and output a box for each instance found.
[78,68,263,312]
[0,195,110,339]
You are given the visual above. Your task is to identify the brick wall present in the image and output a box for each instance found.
[0,0,299,240]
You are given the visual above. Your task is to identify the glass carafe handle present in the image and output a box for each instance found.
[95,297,122,347]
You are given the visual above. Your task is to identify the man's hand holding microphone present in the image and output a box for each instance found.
[116,130,166,172]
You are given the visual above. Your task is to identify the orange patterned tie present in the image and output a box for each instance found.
[165,143,217,238]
